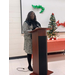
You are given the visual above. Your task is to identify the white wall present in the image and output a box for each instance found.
[9,0,26,57]
[21,0,65,32]
[9,0,65,57]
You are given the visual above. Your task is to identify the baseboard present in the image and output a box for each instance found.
[9,55,27,60]
[48,51,65,55]
[9,51,65,60]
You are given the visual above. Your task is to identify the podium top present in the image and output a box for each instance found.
[28,28,51,33]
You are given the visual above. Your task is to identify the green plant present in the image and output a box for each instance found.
[47,13,57,38]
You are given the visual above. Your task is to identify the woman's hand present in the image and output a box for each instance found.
[35,27,39,29]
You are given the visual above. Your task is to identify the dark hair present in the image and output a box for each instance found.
[25,11,41,30]
[25,11,36,22]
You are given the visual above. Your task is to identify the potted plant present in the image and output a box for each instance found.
[47,13,58,40]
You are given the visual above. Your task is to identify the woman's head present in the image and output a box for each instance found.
[26,11,36,21]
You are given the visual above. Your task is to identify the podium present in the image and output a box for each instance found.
[29,28,53,75]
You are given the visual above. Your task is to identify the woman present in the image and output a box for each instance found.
[22,11,41,71]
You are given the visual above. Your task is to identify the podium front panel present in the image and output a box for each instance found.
[38,36,47,75]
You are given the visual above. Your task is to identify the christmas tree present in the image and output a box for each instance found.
[47,13,57,39]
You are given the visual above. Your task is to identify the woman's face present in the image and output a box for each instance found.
[30,12,35,20]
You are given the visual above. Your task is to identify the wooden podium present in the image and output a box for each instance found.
[29,28,53,75]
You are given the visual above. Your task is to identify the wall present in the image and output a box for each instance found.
[9,0,65,57]
[21,0,65,33]
[9,0,26,57]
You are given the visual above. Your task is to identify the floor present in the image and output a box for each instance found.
[9,53,65,75]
